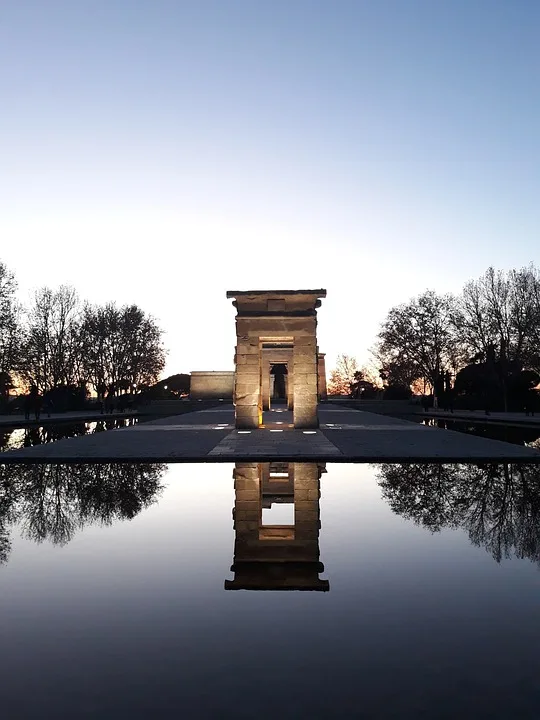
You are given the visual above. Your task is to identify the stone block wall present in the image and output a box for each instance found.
[190,371,234,400]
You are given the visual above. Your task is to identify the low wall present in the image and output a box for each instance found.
[137,399,222,419]
[326,398,423,419]
[190,371,234,400]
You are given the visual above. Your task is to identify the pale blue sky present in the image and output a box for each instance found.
[1,0,539,375]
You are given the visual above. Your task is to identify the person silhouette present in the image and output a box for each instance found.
[29,385,42,420]
[24,385,41,421]
[105,385,116,414]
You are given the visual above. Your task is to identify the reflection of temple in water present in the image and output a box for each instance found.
[225,462,329,591]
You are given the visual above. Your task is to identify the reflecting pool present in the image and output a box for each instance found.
[0,418,138,452]
[421,417,540,447]
[1,461,540,719]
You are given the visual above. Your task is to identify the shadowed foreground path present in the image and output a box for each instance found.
[2,404,540,463]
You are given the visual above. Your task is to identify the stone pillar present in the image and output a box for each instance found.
[287,363,294,410]
[318,353,327,400]
[293,324,319,428]
[234,325,261,429]
[261,358,271,411]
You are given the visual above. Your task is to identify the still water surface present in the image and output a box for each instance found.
[0,418,138,451]
[421,417,540,448]
[1,461,540,719]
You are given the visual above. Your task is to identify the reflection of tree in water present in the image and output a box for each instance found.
[0,463,165,564]
[425,420,540,448]
[0,419,137,452]
[0,472,19,564]
[378,463,540,565]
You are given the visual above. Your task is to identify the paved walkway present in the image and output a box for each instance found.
[2,404,539,463]
[425,409,540,427]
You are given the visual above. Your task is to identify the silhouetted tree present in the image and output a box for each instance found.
[141,373,191,400]
[161,373,190,396]
[0,263,170,405]
[19,285,83,391]
[454,266,539,369]
[454,355,540,413]
[0,371,15,400]
[349,368,380,399]
[377,359,418,390]
[376,291,458,403]
[0,262,21,399]
[453,267,540,409]
[79,302,166,397]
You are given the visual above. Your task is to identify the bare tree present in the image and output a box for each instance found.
[78,303,114,399]
[0,262,21,394]
[455,266,540,363]
[20,285,82,391]
[376,290,458,399]
[453,266,540,409]
[328,354,359,395]
[119,304,166,390]
[529,269,540,375]
[80,302,166,396]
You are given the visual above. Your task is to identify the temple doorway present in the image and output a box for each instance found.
[270,363,288,401]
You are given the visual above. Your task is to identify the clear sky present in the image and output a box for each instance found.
[1,0,539,376]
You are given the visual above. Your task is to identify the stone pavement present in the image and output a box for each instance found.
[2,404,540,463]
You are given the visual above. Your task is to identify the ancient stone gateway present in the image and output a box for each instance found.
[226,289,326,429]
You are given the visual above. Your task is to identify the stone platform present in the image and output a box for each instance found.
[2,404,540,463]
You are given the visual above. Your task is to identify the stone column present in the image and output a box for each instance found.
[293,325,319,428]
[287,362,294,410]
[318,353,327,400]
[261,357,271,411]
[234,323,261,429]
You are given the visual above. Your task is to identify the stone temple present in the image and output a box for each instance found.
[226,289,327,429]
